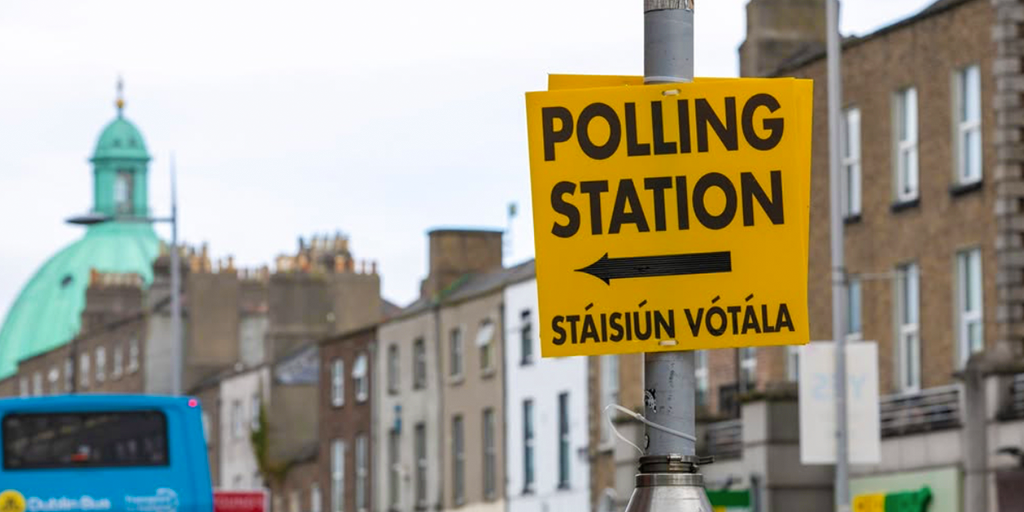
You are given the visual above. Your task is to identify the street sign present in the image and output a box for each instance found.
[214,490,267,512]
[526,78,813,357]
[799,341,881,465]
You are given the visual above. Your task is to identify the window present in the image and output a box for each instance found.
[739,347,757,392]
[558,392,570,489]
[477,319,496,372]
[274,497,283,512]
[232,400,244,439]
[95,347,106,383]
[523,400,534,492]
[695,351,708,408]
[786,346,800,382]
[955,65,982,185]
[250,395,261,431]
[449,328,463,378]
[32,372,42,397]
[331,439,346,512]
[331,359,345,407]
[64,358,73,393]
[311,483,322,512]
[413,338,426,390]
[353,353,368,403]
[452,415,465,505]
[848,277,862,341]
[897,262,921,392]
[18,378,27,398]
[356,434,368,512]
[80,354,90,389]
[600,355,619,444]
[128,338,139,374]
[894,87,919,202]
[520,310,533,365]
[842,107,862,217]
[3,411,168,469]
[47,366,59,395]
[414,423,427,507]
[114,171,134,215]
[483,408,496,500]
[112,344,123,380]
[201,412,211,446]
[388,345,399,394]
[289,491,299,512]
[957,248,984,368]
[389,429,401,509]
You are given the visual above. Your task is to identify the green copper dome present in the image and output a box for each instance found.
[92,116,150,162]
[0,97,160,379]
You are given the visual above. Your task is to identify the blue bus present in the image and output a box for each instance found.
[0,395,213,512]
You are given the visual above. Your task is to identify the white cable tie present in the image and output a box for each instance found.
[603,403,698,456]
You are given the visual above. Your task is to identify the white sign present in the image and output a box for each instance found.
[799,341,881,464]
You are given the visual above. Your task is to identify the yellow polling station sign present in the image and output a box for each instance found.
[526,77,813,358]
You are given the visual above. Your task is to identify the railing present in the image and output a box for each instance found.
[704,419,743,460]
[999,373,1024,420]
[879,385,961,438]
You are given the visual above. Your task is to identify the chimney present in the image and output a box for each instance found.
[739,0,826,77]
[421,229,503,299]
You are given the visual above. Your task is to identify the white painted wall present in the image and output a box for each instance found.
[504,278,590,512]
[219,367,271,490]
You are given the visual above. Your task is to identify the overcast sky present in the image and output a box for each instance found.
[0,0,936,314]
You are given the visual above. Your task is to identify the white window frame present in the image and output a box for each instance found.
[786,345,800,382]
[477,319,496,372]
[842,107,862,217]
[894,87,919,202]
[311,483,322,512]
[331,358,345,407]
[452,415,465,505]
[695,351,708,406]
[389,429,401,509]
[957,248,984,368]
[112,344,123,380]
[80,353,90,389]
[955,64,983,185]
[47,366,59,395]
[331,439,346,512]
[896,262,921,393]
[64,357,73,392]
[352,353,368,403]
[740,347,757,392]
[128,338,139,374]
[847,277,862,342]
[387,344,399,394]
[449,327,464,379]
[415,423,427,507]
[557,392,570,489]
[355,434,368,512]
[523,400,534,492]
[95,347,106,383]
[413,338,426,390]
[520,309,534,366]
[483,408,496,500]
[289,491,299,512]
[250,394,261,431]
[18,377,28,398]
[32,371,42,397]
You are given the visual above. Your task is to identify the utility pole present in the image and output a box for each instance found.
[826,0,850,510]
[623,1,712,510]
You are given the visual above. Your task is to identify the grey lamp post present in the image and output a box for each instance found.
[68,155,182,396]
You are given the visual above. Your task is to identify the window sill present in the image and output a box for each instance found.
[891,198,920,213]
[950,180,983,197]
[449,375,465,386]
[520,359,534,367]
[521,487,535,496]
[843,213,862,225]
[481,368,496,379]
[557,483,571,491]
[356,395,368,404]
[331,402,344,409]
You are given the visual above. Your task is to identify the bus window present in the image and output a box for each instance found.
[3,410,168,470]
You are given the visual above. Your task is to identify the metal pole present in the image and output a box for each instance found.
[170,152,183,396]
[826,0,850,511]
[643,0,696,458]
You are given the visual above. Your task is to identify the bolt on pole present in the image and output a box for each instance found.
[643,0,696,459]
[825,0,851,510]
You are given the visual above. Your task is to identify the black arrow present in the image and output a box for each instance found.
[575,251,732,284]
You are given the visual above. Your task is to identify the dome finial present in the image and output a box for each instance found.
[115,76,125,117]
